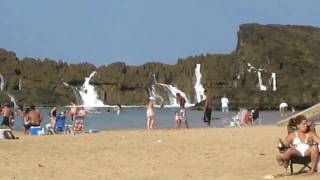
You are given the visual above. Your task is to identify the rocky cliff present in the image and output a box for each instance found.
[0,23,319,109]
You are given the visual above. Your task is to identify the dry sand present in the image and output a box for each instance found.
[0,126,319,180]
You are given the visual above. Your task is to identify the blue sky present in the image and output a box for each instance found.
[0,0,319,66]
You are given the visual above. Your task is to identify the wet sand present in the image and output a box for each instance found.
[0,126,319,180]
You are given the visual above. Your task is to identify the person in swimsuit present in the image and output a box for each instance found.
[146,97,155,130]
[50,106,57,127]
[203,90,213,127]
[23,108,31,135]
[1,103,10,127]
[176,93,189,128]
[276,115,320,174]
[70,102,77,122]
[26,105,43,127]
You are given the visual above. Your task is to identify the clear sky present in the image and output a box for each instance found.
[0,0,319,66]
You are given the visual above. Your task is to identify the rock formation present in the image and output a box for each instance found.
[0,23,319,109]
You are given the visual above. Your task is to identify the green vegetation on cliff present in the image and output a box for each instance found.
[0,24,319,109]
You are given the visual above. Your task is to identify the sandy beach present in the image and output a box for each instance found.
[0,126,319,180]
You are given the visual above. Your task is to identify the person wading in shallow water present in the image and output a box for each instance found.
[70,102,77,122]
[203,90,213,127]
[176,93,189,128]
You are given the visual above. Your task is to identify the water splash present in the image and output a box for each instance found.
[257,71,267,91]
[78,71,105,107]
[0,73,4,92]
[271,73,277,91]
[7,93,17,109]
[61,80,83,105]
[149,74,192,107]
[18,78,22,91]
[194,64,206,103]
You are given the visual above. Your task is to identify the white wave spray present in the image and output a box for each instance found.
[194,64,206,103]
[149,74,192,107]
[78,71,105,107]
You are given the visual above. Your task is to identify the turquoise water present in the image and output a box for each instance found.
[11,107,295,131]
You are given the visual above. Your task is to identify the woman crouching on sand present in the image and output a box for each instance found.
[276,115,320,174]
[146,97,155,130]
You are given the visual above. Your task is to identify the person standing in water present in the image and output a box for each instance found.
[203,90,213,127]
[69,102,77,122]
[176,93,189,128]
[146,97,155,130]
[279,100,288,118]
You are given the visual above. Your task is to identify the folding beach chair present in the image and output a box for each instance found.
[54,114,66,133]
[230,108,248,127]
[277,120,319,174]
[73,116,85,133]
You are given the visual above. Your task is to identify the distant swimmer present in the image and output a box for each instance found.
[78,107,87,117]
[113,104,122,115]
[279,101,288,118]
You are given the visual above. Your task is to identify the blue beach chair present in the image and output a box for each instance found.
[54,114,66,133]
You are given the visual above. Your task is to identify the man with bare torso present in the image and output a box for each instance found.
[25,105,43,128]
[1,103,10,127]
[203,90,213,127]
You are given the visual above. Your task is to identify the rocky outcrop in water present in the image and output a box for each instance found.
[0,23,319,109]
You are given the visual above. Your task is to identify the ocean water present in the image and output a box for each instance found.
[12,107,296,132]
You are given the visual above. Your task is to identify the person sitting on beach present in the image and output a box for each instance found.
[45,106,57,133]
[276,115,320,174]
[146,97,155,130]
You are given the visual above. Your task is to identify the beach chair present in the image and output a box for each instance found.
[0,127,17,140]
[230,108,248,127]
[277,121,319,174]
[45,123,55,135]
[73,116,85,133]
[54,114,66,133]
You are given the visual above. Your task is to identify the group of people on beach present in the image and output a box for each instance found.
[145,89,216,129]
[0,103,43,135]
[0,101,89,135]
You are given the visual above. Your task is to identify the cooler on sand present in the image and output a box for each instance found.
[30,126,43,136]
